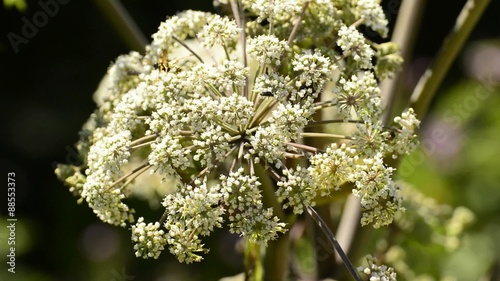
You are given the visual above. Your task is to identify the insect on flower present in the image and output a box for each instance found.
[154,50,169,72]
[153,50,191,73]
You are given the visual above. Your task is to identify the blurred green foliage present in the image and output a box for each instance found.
[3,0,27,12]
[399,78,500,280]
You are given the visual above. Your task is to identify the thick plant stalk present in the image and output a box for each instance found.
[255,163,288,281]
[334,194,361,263]
[381,0,427,124]
[410,0,491,119]
[259,180,291,281]
[93,0,148,52]
[314,205,338,278]
[244,240,264,281]
[263,232,290,281]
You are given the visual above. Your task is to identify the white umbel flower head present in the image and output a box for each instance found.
[248,35,289,66]
[198,14,240,48]
[353,0,389,38]
[132,217,167,259]
[390,108,420,157]
[56,0,416,265]
[337,25,375,69]
[277,166,316,214]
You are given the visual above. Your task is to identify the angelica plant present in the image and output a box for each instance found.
[56,0,422,279]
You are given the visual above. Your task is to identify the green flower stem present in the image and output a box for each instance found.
[284,152,304,159]
[206,83,225,98]
[255,164,285,222]
[128,141,155,150]
[287,0,310,46]
[263,232,290,281]
[313,100,336,110]
[172,36,205,63]
[306,119,399,133]
[286,142,321,153]
[306,119,363,127]
[128,134,158,147]
[254,163,289,281]
[231,0,250,99]
[108,163,150,190]
[244,240,263,281]
[250,65,263,103]
[410,0,491,119]
[300,132,352,140]
[119,164,150,189]
[249,98,277,128]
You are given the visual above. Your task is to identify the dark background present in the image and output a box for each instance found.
[0,1,499,280]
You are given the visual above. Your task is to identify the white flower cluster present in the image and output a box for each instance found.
[198,14,240,49]
[149,10,210,58]
[213,60,248,93]
[337,25,375,69]
[131,217,167,259]
[218,168,286,244]
[352,121,389,157]
[250,124,289,168]
[332,74,420,162]
[352,153,402,228]
[82,130,134,227]
[56,0,416,263]
[107,51,145,96]
[333,71,382,121]
[277,166,315,214]
[309,143,358,195]
[353,0,389,38]
[248,35,289,66]
[247,0,303,23]
[358,255,398,281]
[253,73,292,100]
[161,180,225,263]
[298,0,339,43]
[148,133,191,178]
[292,50,335,90]
[309,145,403,227]
[391,108,421,156]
